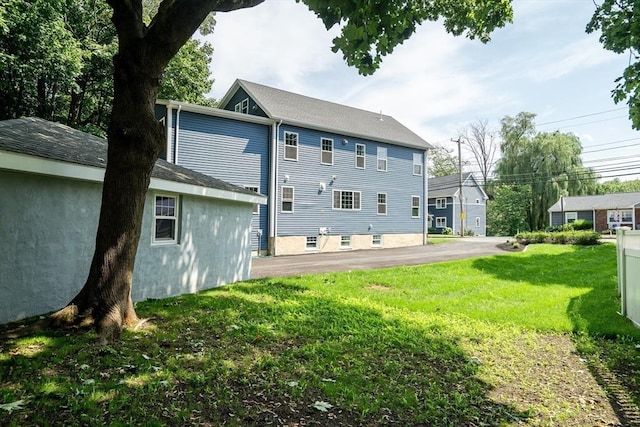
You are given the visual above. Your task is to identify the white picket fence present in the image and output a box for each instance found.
[617,228,640,328]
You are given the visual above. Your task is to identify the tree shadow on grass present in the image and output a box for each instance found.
[0,280,530,426]
[471,244,640,338]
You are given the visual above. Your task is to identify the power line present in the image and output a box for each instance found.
[536,107,627,126]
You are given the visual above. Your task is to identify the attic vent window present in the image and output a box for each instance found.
[235,98,249,114]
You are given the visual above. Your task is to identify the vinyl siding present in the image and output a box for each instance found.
[168,111,270,251]
[428,196,454,232]
[551,210,594,227]
[275,124,425,237]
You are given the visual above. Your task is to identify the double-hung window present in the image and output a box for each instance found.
[371,234,382,247]
[284,132,298,160]
[321,138,333,165]
[355,143,366,169]
[234,98,249,114]
[413,153,423,176]
[377,193,387,215]
[377,147,387,171]
[333,190,361,210]
[436,217,447,228]
[565,211,577,224]
[411,196,421,218]
[436,198,446,209]
[281,186,294,213]
[153,194,179,244]
[340,235,352,248]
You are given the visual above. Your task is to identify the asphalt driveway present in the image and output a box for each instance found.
[251,236,510,279]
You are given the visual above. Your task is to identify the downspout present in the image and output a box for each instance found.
[269,120,282,255]
[175,104,182,164]
[165,105,173,163]
[423,149,429,245]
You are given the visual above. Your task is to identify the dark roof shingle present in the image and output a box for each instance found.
[0,117,258,197]
[224,79,431,150]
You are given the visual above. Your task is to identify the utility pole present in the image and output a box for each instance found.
[452,137,464,237]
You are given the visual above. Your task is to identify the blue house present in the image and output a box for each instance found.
[427,172,488,236]
[157,79,432,255]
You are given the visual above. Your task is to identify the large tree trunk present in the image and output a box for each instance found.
[51,38,165,342]
[50,0,264,343]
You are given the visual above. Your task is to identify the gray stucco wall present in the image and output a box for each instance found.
[0,170,253,324]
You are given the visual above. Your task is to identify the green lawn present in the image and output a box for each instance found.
[1,243,639,426]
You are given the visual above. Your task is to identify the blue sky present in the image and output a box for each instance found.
[205,0,640,181]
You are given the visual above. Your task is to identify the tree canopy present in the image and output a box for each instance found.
[0,0,215,135]
[428,144,460,177]
[587,0,640,129]
[494,112,597,231]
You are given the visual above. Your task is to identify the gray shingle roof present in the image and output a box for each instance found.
[225,79,432,150]
[548,192,640,212]
[0,117,259,197]
[428,172,477,198]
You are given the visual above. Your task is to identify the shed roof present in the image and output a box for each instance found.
[548,192,640,212]
[220,79,432,150]
[0,117,265,203]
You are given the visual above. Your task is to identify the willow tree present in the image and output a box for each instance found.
[495,112,597,231]
[51,0,514,342]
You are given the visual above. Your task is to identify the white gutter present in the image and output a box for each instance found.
[165,105,173,163]
[270,120,282,255]
[423,149,429,245]
[174,104,182,164]
[1,151,265,206]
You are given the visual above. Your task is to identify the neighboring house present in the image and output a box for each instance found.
[548,192,640,231]
[157,78,433,256]
[427,172,488,236]
[0,117,265,324]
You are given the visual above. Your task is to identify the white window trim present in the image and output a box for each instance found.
[377,147,387,172]
[284,131,298,161]
[411,195,421,218]
[321,138,334,165]
[340,235,352,249]
[413,153,423,176]
[371,234,383,247]
[608,209,632,224]
[436,217,447,228]
[306,236,318,250]
[436,198,446,209]
[152,193,179,245]
[332,189,362,211]
[235,98,249,114]
[565,211,578,223]
[355,143,366,169]
[377,192,387,216]
[281,185,294,213]
[475,217,481,228]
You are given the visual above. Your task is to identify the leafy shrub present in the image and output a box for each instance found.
[572,219,593,231]
[442,227,453,235]
[465,228,475,236]
[515,230,600,246]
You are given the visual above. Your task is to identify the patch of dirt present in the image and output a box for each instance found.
[365,284,392,291]
[497,241,527,252]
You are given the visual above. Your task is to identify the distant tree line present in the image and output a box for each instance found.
[0,0,216,137]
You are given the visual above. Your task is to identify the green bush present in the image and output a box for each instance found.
[572,219,593,231]
[515,230,600,246]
